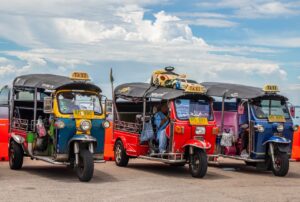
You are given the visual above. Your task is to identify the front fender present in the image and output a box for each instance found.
[113,136,128,150]
[182,139,211,150]
[263,136,291,145]
[68,135,97,146]
[11,133,25,144]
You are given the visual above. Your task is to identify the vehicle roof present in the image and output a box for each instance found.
[115,82,208,101]
[13,74,101,92]
[201,82,287,100]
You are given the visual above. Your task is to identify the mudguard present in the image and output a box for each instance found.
[68,135,97,146]
[263,136,291,145]
[114,136,128,150]
[11,133,25,144]
[182,139,211,150]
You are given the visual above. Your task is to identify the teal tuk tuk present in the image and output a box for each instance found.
[8,72,110,181]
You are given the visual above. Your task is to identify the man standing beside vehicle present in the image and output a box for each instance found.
[154,103,170,153]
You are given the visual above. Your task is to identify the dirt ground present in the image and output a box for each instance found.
[0,158,299,202]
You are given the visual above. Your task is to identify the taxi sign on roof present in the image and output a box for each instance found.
[263,84,279,93]
[185,84,207,94]
[71,72,90,81]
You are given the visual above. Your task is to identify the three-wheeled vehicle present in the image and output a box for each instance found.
[202,82,297,176]
[112,82,218,178]
[7,72,110,182]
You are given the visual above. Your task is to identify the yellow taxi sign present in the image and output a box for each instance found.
[185,84,207,94]
[71,72,90,81]
[263,84,279,93]
[189,117,208,125]
[268,115,286,123]
[73,110,95,119]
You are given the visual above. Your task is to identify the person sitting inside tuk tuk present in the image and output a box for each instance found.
[154,102,170,153]
[240,124,249,157]
[239,103,250,157]
[58,92,80,113]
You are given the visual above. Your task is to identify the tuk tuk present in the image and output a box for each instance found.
[202,82,297,176]
[112,82,218,178]
[7,72,110,182]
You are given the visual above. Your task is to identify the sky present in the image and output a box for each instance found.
[0,0,299,104]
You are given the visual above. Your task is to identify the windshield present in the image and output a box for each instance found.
[58,91,102,114]
[252,99,290,119]
[175,99,213,120]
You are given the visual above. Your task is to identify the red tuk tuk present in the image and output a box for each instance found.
[112,82,218,178]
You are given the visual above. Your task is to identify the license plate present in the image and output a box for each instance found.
[268,115,286,123]
[73,110,94,119]
[189,117,208,125]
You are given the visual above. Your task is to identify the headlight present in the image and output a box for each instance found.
[255,124,264,133]
[195,126,206,135]
[293,125,299,131]
[102,120,110,129]
[54,120,65,129]
[80,120,91,131]
[277,124,284,132]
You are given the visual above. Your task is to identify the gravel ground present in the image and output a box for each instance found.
[0,158,300,202]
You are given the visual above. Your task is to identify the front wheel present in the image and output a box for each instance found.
[189,149,208,178]
[271,152,289,177]
[9,141,23,170]
[76,149,94,182]
[114,140,129,167]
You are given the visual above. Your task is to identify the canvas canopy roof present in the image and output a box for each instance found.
[13,74,101,92]
[115,82,207,101]
[201,82,287,100]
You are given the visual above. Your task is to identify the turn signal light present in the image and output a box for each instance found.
[175,126,184,134]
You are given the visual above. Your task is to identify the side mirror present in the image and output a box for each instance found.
[238,105,244,115]
[43,97,53,113]
[290,106,295,118]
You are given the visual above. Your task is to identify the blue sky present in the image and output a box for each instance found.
[0,0,299,104]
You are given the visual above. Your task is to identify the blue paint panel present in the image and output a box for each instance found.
[250,107,294,159]
[91,119,105,153]
[56,118,76,154]
[56,118,105,154]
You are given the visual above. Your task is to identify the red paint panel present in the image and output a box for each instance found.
[0,119,9,161]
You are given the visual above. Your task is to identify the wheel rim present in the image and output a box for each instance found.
[273,155,282,171]
[115,144,122,163]
[191,154,200,171]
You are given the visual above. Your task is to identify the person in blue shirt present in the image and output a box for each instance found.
[154,103,170,153]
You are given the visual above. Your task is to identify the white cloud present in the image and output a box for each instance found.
[0,0,290,98]
[173,11,238,28]
[197,0,299,19]
[184,18,238,28]
[252,37,300,48]
[298,75,300,80]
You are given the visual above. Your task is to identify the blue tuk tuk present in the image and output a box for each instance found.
[202,82,298,176]
[7,72,110,181]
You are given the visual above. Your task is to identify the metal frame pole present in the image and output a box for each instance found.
[33,88,38,132]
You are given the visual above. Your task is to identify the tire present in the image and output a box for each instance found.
[189,149,208,178]
[76,149,94,182]
[271,152,289,177]
[9,141,23,170]
[114,140,129,167]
